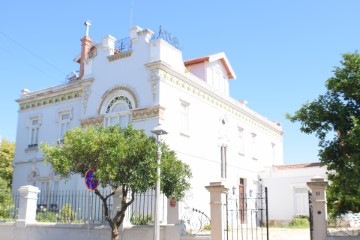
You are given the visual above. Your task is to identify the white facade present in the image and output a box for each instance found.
[12,26,284,220]
[260,163,327,222]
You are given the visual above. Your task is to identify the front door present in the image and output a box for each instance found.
[239,178,246,223]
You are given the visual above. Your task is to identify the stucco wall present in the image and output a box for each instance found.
[12,25,284,223]
[0,222,180,240]
[261,164,327,222]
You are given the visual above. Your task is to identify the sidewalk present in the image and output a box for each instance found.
[268,228,310,240]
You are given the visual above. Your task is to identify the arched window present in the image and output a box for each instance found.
[104,95,133,128]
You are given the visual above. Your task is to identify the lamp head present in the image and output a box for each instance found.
[151,124,168,136]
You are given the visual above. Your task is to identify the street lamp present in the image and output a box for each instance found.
[151,124,168,240]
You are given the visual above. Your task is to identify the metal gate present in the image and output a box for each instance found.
[225,187,269,240]
[308,190,314,240]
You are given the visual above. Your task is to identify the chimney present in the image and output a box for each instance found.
[78,21,92,80]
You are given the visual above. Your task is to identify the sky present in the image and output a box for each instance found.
[0,1,359,164]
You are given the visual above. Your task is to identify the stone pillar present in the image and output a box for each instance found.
[16,185,40,226]
[205,181,229,240]
[307,176,328,240]
[102,35,116,55]
[167,196,179,224]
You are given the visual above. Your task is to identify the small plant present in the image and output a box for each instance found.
[130,212,152,225]
[36,209,58,222]
[59,204,76,223]
[203,223,211,231]
[288,215,310,228]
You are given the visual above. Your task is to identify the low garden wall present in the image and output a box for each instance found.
[0,222,180,240]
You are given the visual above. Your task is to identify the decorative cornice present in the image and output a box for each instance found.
[19,90,83,111]
[82,85,91,114]
[146,63,283,138]
[17,79,93,112]
[108,51,132,62]
[80,116,104,128]
[98,85,139,115]
[132,105,165,121]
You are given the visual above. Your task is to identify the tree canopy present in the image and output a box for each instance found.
[41,124,192,240]
[0,138,15,188]
[0,138,15,219]
[287,51,360,216]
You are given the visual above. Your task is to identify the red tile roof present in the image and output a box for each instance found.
[274,162,323,170]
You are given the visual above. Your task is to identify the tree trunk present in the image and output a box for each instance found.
[111,226,119,240]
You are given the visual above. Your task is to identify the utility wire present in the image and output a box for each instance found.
[0,31,67,76]
[0,44,61,83]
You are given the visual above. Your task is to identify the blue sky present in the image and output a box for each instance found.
[0,1,359,164]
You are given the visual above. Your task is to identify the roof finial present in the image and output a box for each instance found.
[84,20,91,37]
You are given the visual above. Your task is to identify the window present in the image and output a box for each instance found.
[28,117,40,149]
[58,111,71,143]
[180,101,189,135]
[294,188,309,216]
[221,145,227,178]
[104,96,132,128]
[238,127,244,155]
[251,133,257,160]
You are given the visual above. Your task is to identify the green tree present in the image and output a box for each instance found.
[287,51,360,216]
[0,138,15,188]
[41,125,192,240]
[0,138,15,219]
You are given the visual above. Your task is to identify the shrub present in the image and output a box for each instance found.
[130,212,152,225]
[59,204,76,223]
[288,215,310,228]
[203,223,211,231]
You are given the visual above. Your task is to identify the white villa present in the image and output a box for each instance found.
[11,24,322,225]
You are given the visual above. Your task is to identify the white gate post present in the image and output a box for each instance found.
[16,185,40,227]
[206,181,229,240]
[307,176,328,240]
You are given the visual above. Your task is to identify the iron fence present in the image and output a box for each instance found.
[0,188,162,225]
[36,189,113,223]
[0,191,19,221]
[327,213,360,237]
[225,187,269,240]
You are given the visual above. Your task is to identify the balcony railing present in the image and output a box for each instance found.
[114,26,182,53]
[152,25,181,50]
[27,143,38,149]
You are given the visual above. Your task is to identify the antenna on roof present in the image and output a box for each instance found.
[84,20,91,37]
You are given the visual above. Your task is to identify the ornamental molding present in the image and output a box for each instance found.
[98,85,139,115]
[80,116,105,128]
[19,90,83,111]
[85,46,97,63]
[17,79,93,112]
[107,51,132,62]
[132,105,165,121]
[146,63,283,138]
[149,69,160,100]
[82,85,91,114]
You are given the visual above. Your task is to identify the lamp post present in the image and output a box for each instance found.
[151,124,168,240]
